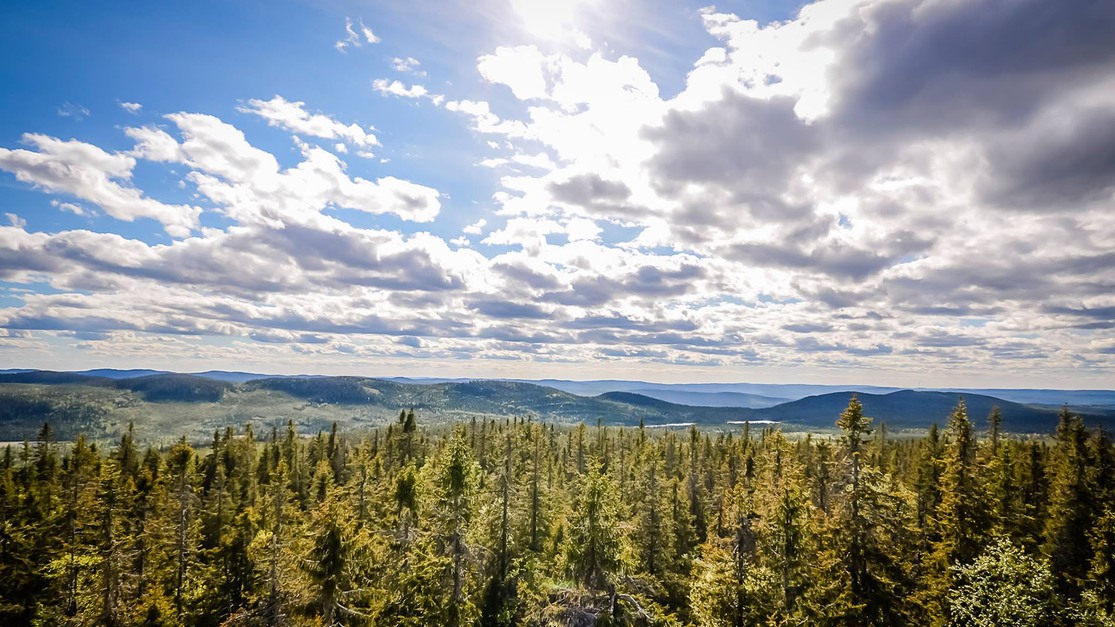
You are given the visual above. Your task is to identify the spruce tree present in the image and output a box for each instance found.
[936,399,989,566]
[566,460,623,591]
[1044,406,1095,601]
[835,395,918,625]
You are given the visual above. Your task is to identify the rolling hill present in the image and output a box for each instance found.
[744,390,1098,433]
[11,369,1115,408]
[624,388,791,408]
[1,371,1112,443]
[246,377,751,425]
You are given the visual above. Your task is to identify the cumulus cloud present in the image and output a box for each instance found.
[238,96,379,149]
[1,0,1113,384]
[0,134,201,237]
[462,219,487,235]
[443,99,527,136]
[118,101,142,114]
[50,200,88,216]
[372,79,426,99]
[392,56,424,75]
[430,0,1115,378]
[147,112,441,224]
[371,79,443,105]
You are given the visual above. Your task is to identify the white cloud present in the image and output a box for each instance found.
[420,0,1115,380]
[125,126,184,162]
[372,79,431,100]
[238,95,379,148]
[513,152,556,170]
[165,112,280,184]
[477,46,551,100]
[463,219,487,235]
[565,216,600,241]
[0,134,200,237]
[335,17,379,51]
[482,217,563,253]
[444,99,528,136]
[118,101,143,114]
[1,0,1113,385]
[127,112,441,224]
[5,213,26,228]
[359,22,379,44]
[50,200,88,216]
[57,102,90,120]
[392,56,425,75]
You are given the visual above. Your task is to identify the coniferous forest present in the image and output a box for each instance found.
[1,398,1113,626]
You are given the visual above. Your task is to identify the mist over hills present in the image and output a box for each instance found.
[1,369,1113,442]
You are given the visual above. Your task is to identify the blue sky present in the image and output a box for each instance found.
[1,0,1113,387]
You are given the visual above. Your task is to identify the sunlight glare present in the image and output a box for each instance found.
[510,0,600,47]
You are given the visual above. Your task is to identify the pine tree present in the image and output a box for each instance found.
[937,399,989,565]
[131,446,175,619]
[164,438,200,620]
[1016,440,1049,553]
[1080,507,1115,625]
[428,426,479,626]
[630,455,672,580]
[835,395,918,625]
[1043,406,1098,607]
[0,446,19,622]
[837,395,872,616]
[61,435,100,619]
[689,465,775,627]
[304,491,365,625]
[480,431,516,626]
[919,399,991,624]
[245,457,301,627]
[527,425,546,554]
[914,423,943,534]
[688,425,708,546]
[756,432,813,620]
[566,459,623,591]
[93,458,129,626]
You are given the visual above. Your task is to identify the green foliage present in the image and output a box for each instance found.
[0,403,1111,626]
[948,537,1054,627]
[1044,406,1097,601]
[564,460,624,591]
[11,375,1107,447]
[936,400,989,567]
[688,538,779,627]
[1079,507,1115,625]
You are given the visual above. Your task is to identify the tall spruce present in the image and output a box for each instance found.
[1044,406,1095,600]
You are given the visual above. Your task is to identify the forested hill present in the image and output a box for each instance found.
[747,390,1066,433]
[2,371,1114,442]
[0,371,233,401]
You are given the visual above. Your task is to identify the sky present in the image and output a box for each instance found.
[0,0,1113,388]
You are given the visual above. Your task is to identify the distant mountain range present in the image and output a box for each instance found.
[742,390,1072,433]
[5,368,1112,407]
[1,369,1113,442]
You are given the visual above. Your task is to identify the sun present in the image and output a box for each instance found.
[509,0,601,46]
